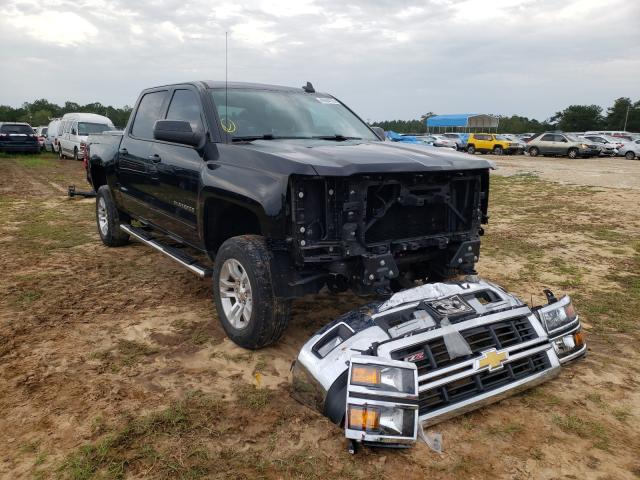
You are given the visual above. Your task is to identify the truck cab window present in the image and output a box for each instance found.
[131,90,167,139]
[166,89,203,132]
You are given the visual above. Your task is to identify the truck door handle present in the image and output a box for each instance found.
[119,148,128,155]
[149,154,161,163]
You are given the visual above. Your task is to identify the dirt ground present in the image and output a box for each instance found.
[0,152,639,480]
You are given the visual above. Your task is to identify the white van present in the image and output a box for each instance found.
[58,113,115,160]
[45,118,62,152]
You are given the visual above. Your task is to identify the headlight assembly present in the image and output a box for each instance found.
[345,356,419,446]
[350,363,416,395]
[536,296,578,334]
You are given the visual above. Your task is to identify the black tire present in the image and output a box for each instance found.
[568,148,578,159]
[95,185,129,247]
[493,146,503,155]
[73,147,79,161]
[467,144,476,154]
[625,151,636,160]
[213,235,291,349]
[58,145,64,159]
[528,147,539,157]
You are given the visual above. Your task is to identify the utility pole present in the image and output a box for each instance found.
[624,105,638,131]
[624,105,630,131]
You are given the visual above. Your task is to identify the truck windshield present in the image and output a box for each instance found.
[210,89,378,141]
[78,122,113,135]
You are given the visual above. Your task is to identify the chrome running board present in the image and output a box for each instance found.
[120,224,212,278]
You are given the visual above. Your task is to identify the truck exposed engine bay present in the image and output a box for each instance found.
[292,277,585,451]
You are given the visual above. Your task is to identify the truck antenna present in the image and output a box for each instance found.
[225,31,228,129]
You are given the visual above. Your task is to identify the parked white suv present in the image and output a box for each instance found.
[58,113,115,160]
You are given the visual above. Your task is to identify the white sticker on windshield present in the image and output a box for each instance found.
[316,97,340,104]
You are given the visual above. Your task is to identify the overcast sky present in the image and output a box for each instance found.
[1,0,638,120]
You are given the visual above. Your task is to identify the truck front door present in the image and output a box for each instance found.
[146,87,203,246]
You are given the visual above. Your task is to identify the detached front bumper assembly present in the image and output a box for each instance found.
[291,279,586,451]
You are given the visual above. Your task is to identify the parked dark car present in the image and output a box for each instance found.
[0,122,40,153]
[86,81,492,349]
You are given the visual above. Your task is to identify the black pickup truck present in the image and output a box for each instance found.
[86,81,492,348]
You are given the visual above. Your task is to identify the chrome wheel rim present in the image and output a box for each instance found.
[97,197,108,236]
[219,258,253,329]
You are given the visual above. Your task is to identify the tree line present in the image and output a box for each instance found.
[1,96,638,134]
[371,97,640,134]
[0,99,133,129]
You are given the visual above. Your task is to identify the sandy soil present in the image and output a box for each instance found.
[0,153,638,479]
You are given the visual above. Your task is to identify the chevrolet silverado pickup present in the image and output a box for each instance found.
[86,81,492,349]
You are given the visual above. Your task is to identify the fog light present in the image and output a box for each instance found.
[573,330,585,347]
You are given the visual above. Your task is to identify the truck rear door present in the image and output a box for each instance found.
[116,89,169,219]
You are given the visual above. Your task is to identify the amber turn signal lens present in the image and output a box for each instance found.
[573,330,585,346]
[351,365,381,386]
[348,405,380,431]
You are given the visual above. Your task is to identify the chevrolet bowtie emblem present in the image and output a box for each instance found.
[475,348,509,372]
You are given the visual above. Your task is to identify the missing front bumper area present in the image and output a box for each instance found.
[291,278,586,451]
[289,173,487,293]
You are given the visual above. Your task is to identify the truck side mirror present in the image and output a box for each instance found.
[370,126,386,141]
[153,120,203,147]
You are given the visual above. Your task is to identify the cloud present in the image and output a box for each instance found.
[0,0,638,121]
[6,10,98,46]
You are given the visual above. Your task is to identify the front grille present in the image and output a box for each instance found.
[391,316,538,377]
[418,350,551,415]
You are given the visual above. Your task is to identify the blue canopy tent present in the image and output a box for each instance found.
[426,114,499,133]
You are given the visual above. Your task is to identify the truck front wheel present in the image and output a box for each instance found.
[95,185,130,247]
[213,235,291,349]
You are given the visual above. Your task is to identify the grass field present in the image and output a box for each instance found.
[0,153,638,479]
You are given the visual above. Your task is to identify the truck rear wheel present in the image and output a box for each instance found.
[213,235,291,349]
[96,185,130,247]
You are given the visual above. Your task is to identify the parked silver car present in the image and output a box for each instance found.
[414,135,457,149]
[527,132,600,158]
[581,134,622,156]
[617,139,640,160]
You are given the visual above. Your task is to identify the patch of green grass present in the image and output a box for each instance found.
[253,355,267,375]
[18,439,41,454]
[14,155,50,168]
[486,422,523,436]
[237,384,270,409]
[58,392,224,480]
[190,328,213,346]
[116,340,157,366]
[9,289,43,308]
[552,414,610,450]
[7,201,94,251]
[611,406,632,423]
[35,451,48,466]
